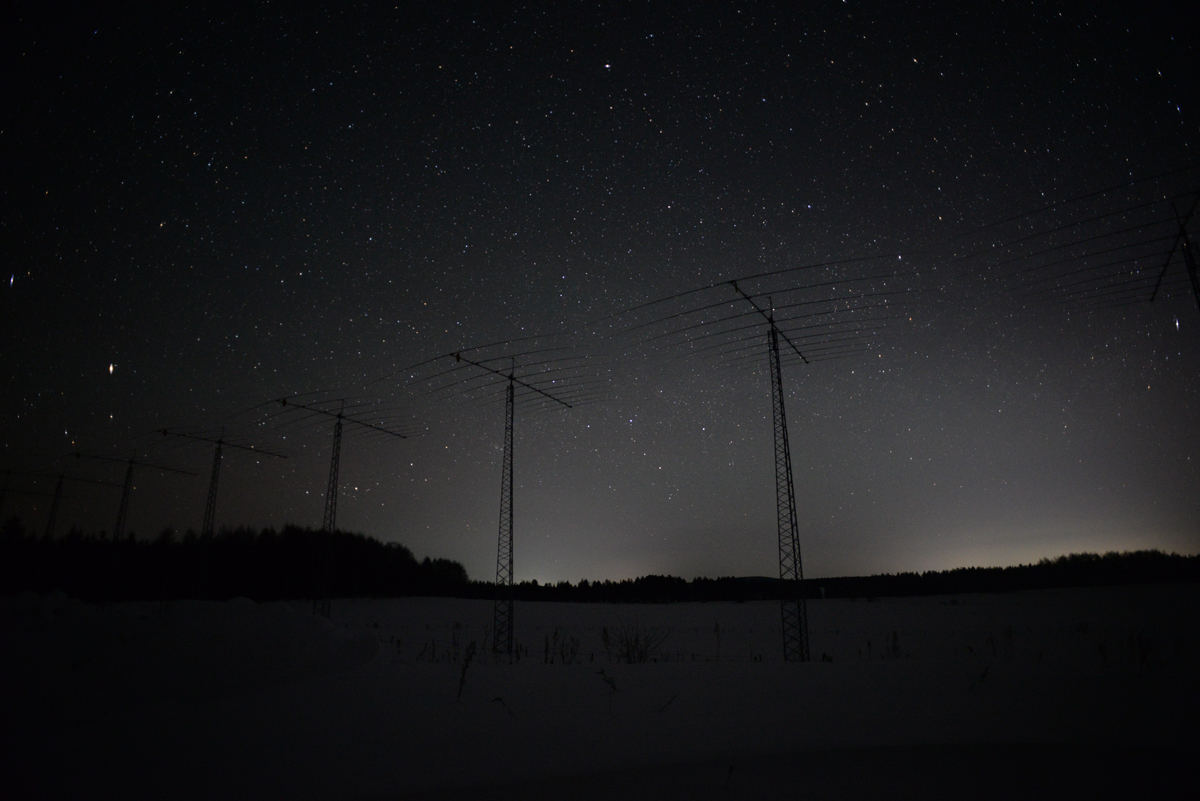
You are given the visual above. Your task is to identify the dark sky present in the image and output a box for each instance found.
[3,2,1198,583]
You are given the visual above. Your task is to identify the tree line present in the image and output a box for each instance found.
[453,550,1199,603]
[2,515,1195,603]
[0,518,468,602]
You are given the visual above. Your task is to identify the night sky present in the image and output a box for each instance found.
[3,3,1197,584]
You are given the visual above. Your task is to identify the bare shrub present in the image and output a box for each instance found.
[606,621,670,663]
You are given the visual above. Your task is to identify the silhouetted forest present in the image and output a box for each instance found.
[0,518,467,601]
[1,515,1195,603]
[473,550,1198,603]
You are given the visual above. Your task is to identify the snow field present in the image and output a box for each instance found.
[3,585,1196,799]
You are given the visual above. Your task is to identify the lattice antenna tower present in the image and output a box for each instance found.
[73,453,196,539]
[0,469,70,536]
[274,397,409,533]
[731,281,811,662]
[450,350,576,658]
[272,396,412,616]
[160,429,287,537]
[613,257,910,662]
[31,471,121,539]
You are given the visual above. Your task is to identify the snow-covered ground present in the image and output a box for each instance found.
[3,585,1197,799]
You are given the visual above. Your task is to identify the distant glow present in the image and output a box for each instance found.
[108,363,115,374]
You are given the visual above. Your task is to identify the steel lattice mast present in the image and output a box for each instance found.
[276,398,406,533]
[732,281,811,662]
[275,396,408,616]
[453,351,572,658]
[46,474,123,539]
[323,408,344,533]
[74,453,196,539]
[494,374,516,655]
[3,470,120,540]
[614,261,902,662]
[767,316,810,662]
[45,475,64,540]
[160,429,287,537]
[204,442,222,536]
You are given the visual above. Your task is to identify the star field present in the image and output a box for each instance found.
[2,3,1197,583]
